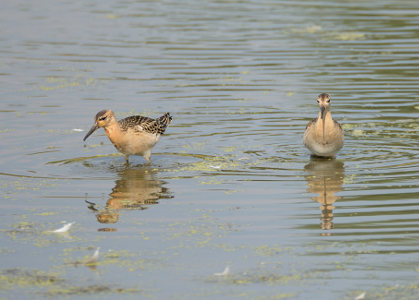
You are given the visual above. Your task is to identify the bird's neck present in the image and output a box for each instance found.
[317,111,333,142]
[318,109,332,120]
[104,120,123,143]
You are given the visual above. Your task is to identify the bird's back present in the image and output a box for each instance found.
[119,113,172,135]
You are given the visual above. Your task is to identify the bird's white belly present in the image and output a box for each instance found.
[307,140,340,157]
[115,133,160,156]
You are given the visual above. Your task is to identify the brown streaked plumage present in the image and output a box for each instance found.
[83,110,172,164]
[303,93,343,157]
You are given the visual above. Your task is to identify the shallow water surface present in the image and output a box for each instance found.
[1,0,419,299]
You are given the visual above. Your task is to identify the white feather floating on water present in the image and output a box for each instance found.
[86,247,100,264]
[237,156,250,161]
[214,266,230,276]
[209,165,221,169]
[50,222,74,233]
[354,292,366,300]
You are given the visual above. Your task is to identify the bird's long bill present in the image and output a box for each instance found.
[320,106,326,141]
[83,124,98,141]
[320,106,326,120]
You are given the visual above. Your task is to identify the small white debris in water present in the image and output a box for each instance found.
[214,266,230,276]
[354,292,366,300]
[50,222,74,233]
[237,157,250,161]
[209,165,221,169]
[72,128,84,132]
[86,247,100,264]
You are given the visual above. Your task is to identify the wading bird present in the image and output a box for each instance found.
[303,93,343,157]
[83,110,172,164]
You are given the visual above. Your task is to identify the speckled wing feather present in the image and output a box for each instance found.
[155,112,172,134]
[333,120,342,130]
[306,117,318,129]
[119,113,172,134]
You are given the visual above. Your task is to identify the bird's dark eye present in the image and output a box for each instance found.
[327,99,331,103]
[317,100,320,103]
[99,116,107,121]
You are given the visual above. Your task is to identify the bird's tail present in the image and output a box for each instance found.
[156,112,172,134]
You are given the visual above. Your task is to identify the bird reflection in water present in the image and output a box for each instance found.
[86,167,171,228]
[304,157,344,233]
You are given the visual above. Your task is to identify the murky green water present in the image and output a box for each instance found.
[1,0,419,299]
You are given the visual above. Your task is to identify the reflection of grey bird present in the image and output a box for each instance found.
[304,158,344,231]
[304,93,343,157]
[83,110,172,163]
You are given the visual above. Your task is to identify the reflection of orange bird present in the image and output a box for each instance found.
[304,158,344,231]
[87,168,171,225]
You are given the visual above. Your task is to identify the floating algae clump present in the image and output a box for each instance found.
[0,268,63,290]
[0,268,140,297]
[46,284,139,297]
